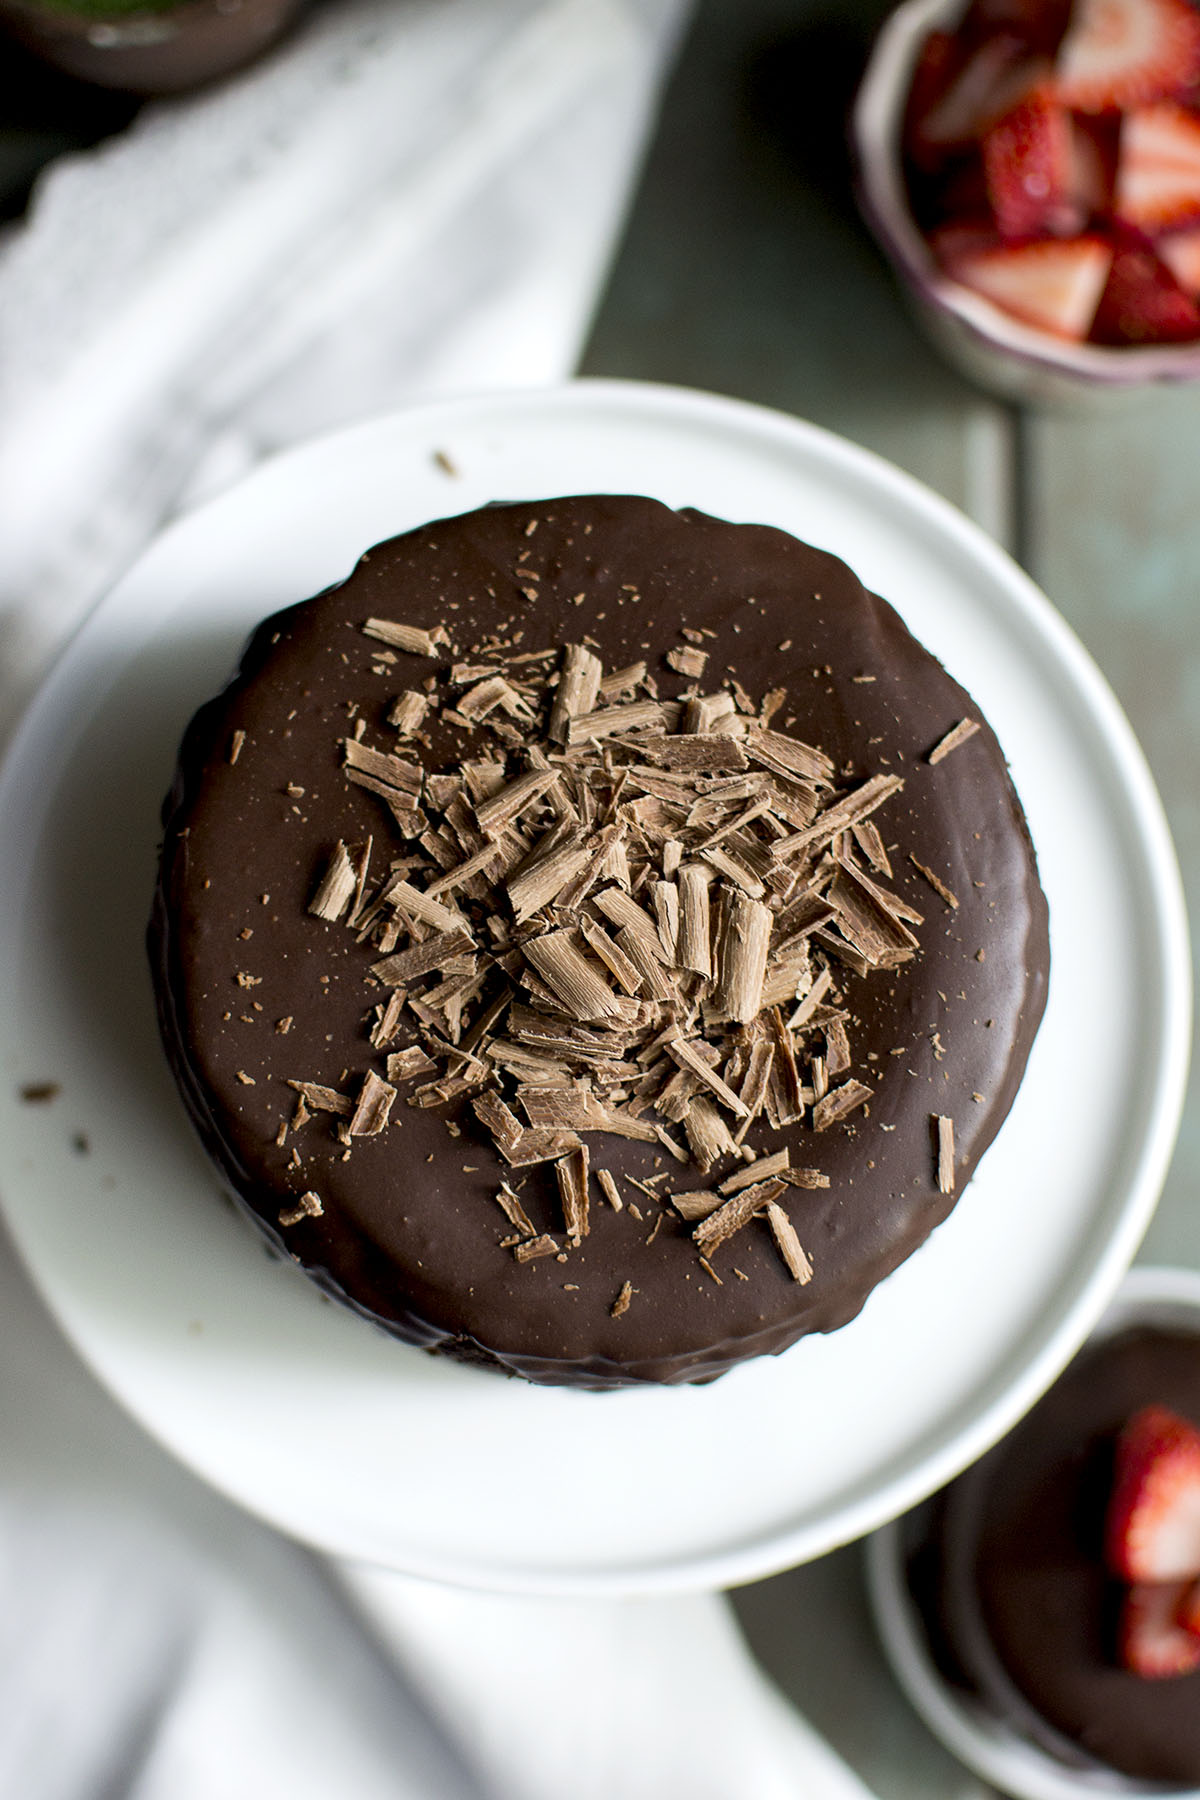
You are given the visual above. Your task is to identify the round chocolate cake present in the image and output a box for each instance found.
[150,495,1049,1387]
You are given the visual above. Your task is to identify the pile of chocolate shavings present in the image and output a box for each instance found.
[279,618,935,1292]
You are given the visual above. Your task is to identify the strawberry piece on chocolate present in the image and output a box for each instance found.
[1115,101,1200,231]
[947,234,1113,336]
[1180,1576,1200,1640]
[1119,1581,1200,1677]
[1090,240,1200,340]
[1105,1404,1200,1581]
[1054,0,1200,115]
[983,90,1078,236]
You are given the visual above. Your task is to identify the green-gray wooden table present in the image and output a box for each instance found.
[583,4,1199,1795]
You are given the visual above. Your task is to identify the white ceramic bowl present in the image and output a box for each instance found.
[867,1265,1200,1800]
[852,0,1200,405]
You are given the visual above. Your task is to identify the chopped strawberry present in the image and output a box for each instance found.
[912,34,1047,153]
[1091,240,1200,338]
[983,91,1078,236]
[1115,101,1200,230]
[972,0,1075,58]
[946,234,1113,336]
[1180,1576,1200,1639]
[930,220,1006,267]
[1054,0,1200,114]
[1068,113,1122,213]
[1105,1405,1200,1580]
[1119,1581,1200,1677]
[1159,221,1200,290]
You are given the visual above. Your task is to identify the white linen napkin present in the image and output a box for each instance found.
[0,5,883,1796]
[0,0,681,744]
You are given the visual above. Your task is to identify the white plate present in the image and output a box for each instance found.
[0,381,1188,1595]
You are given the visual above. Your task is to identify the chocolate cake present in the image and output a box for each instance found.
[149,495,1049,1388]
[917,1327,1200,1784]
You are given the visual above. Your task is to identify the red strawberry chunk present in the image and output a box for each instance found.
[1115,101,1200,231]
[1090,240,1200,339]
[983,91,1078,236]
[1105,1404,1200,1580]
[1068,113,1122,214]
[947,234,1113,336]
[914,34,1047,152]
[1180,1576,1200,1640]
[1119,1581,1200,1677]
[972,0,1075,59]
[1159,222,1200,291]
[1054,0,1200,114]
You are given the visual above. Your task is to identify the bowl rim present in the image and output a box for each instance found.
[851,0,1200,387]
[866,1265,1200,1800]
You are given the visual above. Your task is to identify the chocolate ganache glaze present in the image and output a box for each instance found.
[149,496,1049,1388]
[925,1328,1200,1785]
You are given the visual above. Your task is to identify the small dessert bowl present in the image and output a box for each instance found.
[852,0,1200,405]
[867,1265,1200,1800]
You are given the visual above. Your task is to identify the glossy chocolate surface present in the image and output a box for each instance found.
[150,496,1048,1386]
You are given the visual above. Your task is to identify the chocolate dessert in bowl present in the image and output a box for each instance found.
[869,1266,1200,1799]
[853,0,1200,403]
[148,493,1049,1389]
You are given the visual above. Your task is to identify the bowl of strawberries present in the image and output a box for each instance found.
[854,0,1200,402]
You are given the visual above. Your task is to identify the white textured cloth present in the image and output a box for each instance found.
[0,4,883,1795]
[0,0,678,743]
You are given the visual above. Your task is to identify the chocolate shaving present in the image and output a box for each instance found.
[371,928,474,987]
[666,644,708,678]
[555,1143,590,1239]
[676,862,713,976]
[522,930,622,1022]
[765,1202,813,1283]
[348,1069,396,1136]
[549,644,603,743]
[475,768,561,837]
[772,774,903,859]
[928,719,980,764]
[494,1183,536,1237]
[683,1096,740,1172]
[387,1045,438,1082]
[389,691,429,736]
[596,1168,624,1211]
[812,1079,872,1132]
[935,1113,956,1193]
[713,891,771,1022]
[718,1148,789,1194]
[910,856,959,910]
[567,699,669,744]
[286,1081,353,1116]
[278,1190,323,1228]
[518,1087,657,1140]
[742,729,834,785]
[363,619,449,656]
[693,1177,787,1255]
[342,738,423,797]
[665,1031,751,1119]
[671,1189,722,1221]
[507,830,591,923]
[514,1234,560,1263]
